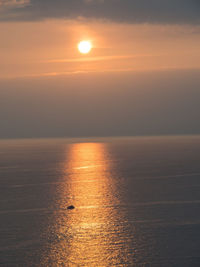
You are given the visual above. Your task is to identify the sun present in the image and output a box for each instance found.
[78,41,92,54]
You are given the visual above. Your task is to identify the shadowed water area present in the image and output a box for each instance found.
[0,136,200,266]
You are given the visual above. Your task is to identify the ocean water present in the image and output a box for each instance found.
[0,136,200,267]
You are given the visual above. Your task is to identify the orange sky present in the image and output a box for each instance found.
[1,17,200,138]
[1,20,200,79]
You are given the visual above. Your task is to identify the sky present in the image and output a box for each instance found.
[0,0,200,138]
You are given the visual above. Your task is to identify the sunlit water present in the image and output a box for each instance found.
[0,136,200,266]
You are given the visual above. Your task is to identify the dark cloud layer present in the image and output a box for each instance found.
[0,0,200,24]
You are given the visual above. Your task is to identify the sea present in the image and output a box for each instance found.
[0,136,200,267]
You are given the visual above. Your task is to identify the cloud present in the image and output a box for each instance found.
[45,54,153,63]
[0,0,29,8]
[0,0,200,24]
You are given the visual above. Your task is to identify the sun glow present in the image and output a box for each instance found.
[78,41,92,54]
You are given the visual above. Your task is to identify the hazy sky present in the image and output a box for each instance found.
[0,0,200,138]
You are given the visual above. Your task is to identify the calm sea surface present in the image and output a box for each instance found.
[0,136,200,267]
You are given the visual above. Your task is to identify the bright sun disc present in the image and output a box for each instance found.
[78,41,92,54]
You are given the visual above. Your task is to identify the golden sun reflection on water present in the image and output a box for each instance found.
[42,142,123,266]
[66,143,113,265]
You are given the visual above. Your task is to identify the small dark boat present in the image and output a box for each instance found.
[67,205,75,210]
